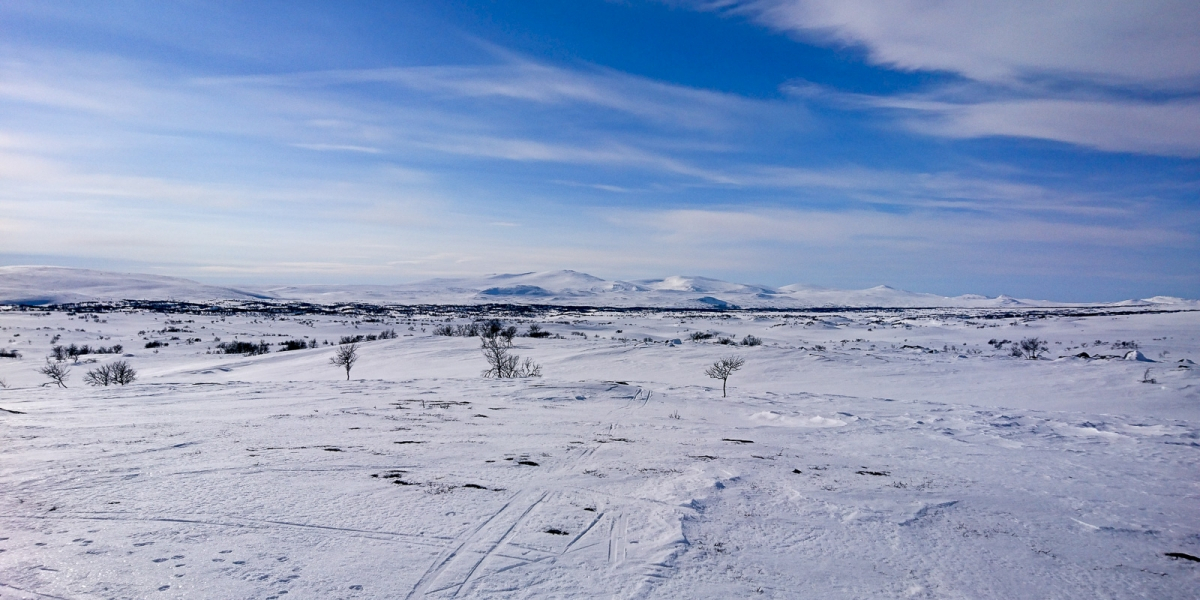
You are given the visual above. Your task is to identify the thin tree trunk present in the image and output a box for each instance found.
[722,378,727,397]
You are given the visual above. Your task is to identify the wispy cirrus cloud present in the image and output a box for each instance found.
[195,55,802,133]
[785,79,1200,157]
[690,0,1200,156]
[696,0,1200,87]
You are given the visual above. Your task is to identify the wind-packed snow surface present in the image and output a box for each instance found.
[2,303,1199,598]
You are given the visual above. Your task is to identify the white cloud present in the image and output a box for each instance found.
[901,98,1200,157]
[700,1,1200,156]
[715,0,1200,87]
[786,81,1200,157]
[197,57,796,133]
[292,143,382,154]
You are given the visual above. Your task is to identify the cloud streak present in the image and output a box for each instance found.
[705,0,1200,87]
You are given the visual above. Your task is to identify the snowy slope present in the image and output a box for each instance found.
[0,266,271,305]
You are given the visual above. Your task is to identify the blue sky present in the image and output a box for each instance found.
[1,0,1197,301]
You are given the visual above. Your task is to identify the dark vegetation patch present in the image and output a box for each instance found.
[373,470,412,485]
[722,438,754,444]
[544,529,569,536]
[1165,552,1200,562]
[278,339,310,351]
[394,440,426,444]
[856,470,890,476]
[517,460,540,466]
[216,340,269,355]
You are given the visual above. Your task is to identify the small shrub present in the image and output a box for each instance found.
[480,319,504,339]
[0,349,20,359]
[279,339,309,351]
[705,356,745,398]
[39,360,71,388]
[330,342,359,380]
[432,325,455,336]
[377,329,398,340]
[527,324,551,338]
[339,335,365,345]
[481,338,541,378]
[717,337,735,345]
[1140,368,1157,384]
[689,332,714,341]
[51,345,68,361]
[988,339,1011,349]
[1012,337,1047,360]
[84,360,137,386]
[217,340,269,355]
[144,341,168,349]
[741,335,762,347]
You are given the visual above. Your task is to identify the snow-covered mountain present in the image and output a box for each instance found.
[1,265,1194,308]
[0,266,271,305]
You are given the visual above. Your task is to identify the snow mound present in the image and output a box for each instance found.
[749,411,846,427]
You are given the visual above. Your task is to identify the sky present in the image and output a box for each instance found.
[1,0,1198,301]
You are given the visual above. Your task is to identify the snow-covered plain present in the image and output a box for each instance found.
[2,299,1199,598]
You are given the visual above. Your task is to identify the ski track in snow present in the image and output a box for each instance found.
[1,307,1199,598]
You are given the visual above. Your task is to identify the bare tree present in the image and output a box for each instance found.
[481,338,542,378]
[39,360,71,388]
[705,356,745,398]
[1011,338,1048,360]
[330,342,359,380]
[84,361,137,386]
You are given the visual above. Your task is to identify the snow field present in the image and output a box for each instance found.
[1,307,1198,598]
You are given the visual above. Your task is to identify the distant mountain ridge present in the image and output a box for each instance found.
[0,266,271,305]
[0,265,1195,309]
